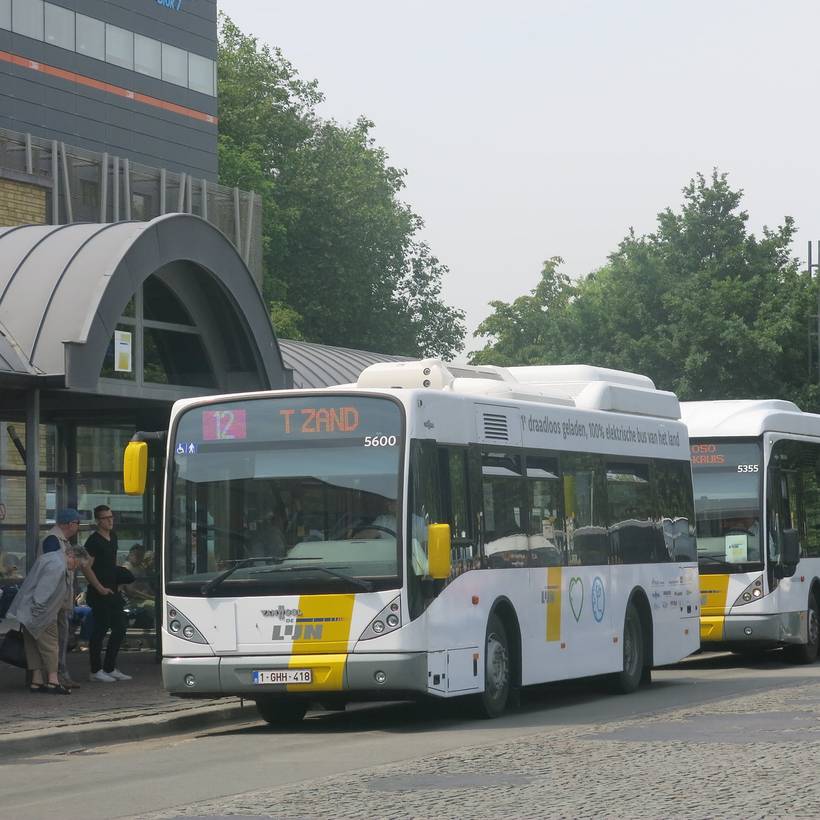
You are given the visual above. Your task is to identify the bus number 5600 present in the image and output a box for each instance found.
[364,435,398,447]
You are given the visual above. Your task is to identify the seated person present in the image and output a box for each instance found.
[350,498,398,539]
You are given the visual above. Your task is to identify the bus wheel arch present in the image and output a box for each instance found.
[489,596,522,691]
[608,588,652,693]
[629,587,654,676]
[784,583,820,664]
[471,597,522,718]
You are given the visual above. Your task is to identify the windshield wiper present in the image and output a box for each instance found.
[252,564,374,592]
[202,557,276,596]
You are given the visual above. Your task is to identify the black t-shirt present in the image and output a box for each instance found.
[84,530,119,595]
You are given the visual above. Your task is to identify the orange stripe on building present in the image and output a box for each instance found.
[0,49,217,125]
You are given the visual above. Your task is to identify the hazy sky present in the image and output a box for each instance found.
[218,0,820,354]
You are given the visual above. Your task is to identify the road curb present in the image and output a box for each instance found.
[0,702,254,759]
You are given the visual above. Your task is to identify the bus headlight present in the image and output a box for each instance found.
[732,575,765,609]
[360,596,402,640]
[165,603,209,644]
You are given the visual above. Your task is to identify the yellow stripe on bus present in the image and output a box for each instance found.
[699,574,730,643]
[547,566,562,642]
[287,593,355,692]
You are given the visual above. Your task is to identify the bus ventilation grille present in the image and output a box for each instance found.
[483,413,509,441]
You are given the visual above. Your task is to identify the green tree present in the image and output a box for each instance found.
[217,16,465,358]
[471,171,818,409]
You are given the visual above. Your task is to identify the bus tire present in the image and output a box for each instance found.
[608,602,644,694]
[255,696,307,726]
[474,614,511,718]
[784,595,819,665]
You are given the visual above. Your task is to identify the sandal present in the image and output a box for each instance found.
[29,684,45,693]
[42,683,71,695]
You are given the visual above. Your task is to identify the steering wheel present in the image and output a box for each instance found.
[350,524,397,538]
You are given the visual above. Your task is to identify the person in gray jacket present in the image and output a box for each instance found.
[8,545,89,694]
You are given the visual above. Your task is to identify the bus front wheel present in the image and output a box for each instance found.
[474,614,511,718]
[608,602,644,694]
[255,696,308,726]
[784,595,819,665]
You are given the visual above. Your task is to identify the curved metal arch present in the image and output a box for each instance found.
[64,214,286,393]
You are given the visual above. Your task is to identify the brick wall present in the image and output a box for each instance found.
[0,178,47,226]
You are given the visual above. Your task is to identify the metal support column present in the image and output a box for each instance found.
[51,140,59,224]
[233,186,241,253]
[25,389,40,572]
[243,191,255,263]
[160,167,166,214]
[112,156,120,222]
[100,152,108,222]
[60,142,73,223]
[123,158,131,219]
[24,132,32,175]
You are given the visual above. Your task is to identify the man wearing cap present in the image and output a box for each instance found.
[41,508,83,689]
[83,505,131,683]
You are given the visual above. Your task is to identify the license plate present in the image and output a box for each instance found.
[252,669,312,685]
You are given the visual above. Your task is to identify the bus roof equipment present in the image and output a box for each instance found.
[357,359,681,420]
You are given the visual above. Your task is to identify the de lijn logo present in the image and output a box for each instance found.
[156,0,184,11]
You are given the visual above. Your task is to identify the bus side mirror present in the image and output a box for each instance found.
[781,528,800,567]
[427,523,452,580]
[123,441,148,495]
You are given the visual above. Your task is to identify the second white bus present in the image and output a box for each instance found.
[683,400,820,661]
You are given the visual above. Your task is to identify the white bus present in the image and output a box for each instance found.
[682,400,820,661]
[125,361,700,724]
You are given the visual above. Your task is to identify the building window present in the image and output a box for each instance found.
[105,23,133,70]
[188,53,214,96]
[44,2,73,50]
[0,0,11,31]
[12,0,43,40]
[76,13,104,60]
[80,179,99,209]
[162,42,187,87]
[134,33,161,79]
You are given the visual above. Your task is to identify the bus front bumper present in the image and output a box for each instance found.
[162,652,429,697]
[701,611,806,646]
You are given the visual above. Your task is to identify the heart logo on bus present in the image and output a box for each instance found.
[569,577,584,622]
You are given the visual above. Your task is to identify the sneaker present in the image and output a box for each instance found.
[107,669,132,681]
[89,670,116,683]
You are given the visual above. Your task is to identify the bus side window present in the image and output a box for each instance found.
[481,450,528,568]
[562,453,607,566]
[525,454,564,567]
[654,458,696,562]
[800,443,820,558]
[606,461,663,564]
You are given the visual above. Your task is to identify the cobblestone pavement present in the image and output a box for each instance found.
[137,676,820,820]
[0,647,241,736]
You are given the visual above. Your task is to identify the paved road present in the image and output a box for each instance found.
[2,652,820,819]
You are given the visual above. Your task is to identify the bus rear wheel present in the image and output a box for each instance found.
[474,614,511,718]
[255,696,308,726]
[784,595,819,665]
[608,602,645,694]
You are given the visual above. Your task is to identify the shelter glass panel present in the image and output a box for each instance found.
[144,276,194,325]
[100,324,136,381]
[0,0,9,31]
[143,328,215,388]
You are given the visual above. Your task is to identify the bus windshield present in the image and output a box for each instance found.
[167,395,404,594]
[690,440,763,571]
